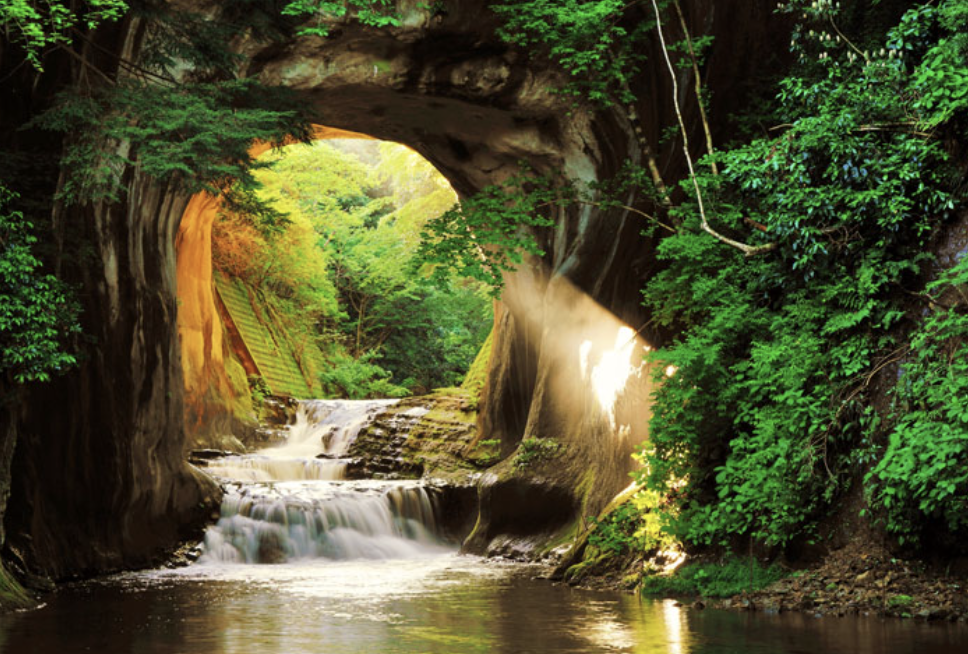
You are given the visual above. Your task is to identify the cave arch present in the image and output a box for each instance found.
[2,0,789,577]
[176,15,658,548]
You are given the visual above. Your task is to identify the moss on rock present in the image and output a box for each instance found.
[0,563,34,612]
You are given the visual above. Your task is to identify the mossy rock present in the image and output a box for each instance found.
[0,564,34,612]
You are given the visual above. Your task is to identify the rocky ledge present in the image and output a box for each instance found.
[345,392,497,480]
[738,540,968,622]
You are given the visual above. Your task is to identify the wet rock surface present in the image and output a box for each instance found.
[345,394,483,480]
[261,395,298,427]
[328,395,484,542]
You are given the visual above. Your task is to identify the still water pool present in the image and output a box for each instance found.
[2,554,967,654]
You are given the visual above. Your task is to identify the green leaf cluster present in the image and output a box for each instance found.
[31,78,313,205]
[866,255,968,544]
[0,186,80,384]
[281,0,399,37]
[588,501,648,556]
[415,168,576,296]
[583,488,673,559]
[492,0,663,105]
[0,0,127,71]
[637,0,966,547]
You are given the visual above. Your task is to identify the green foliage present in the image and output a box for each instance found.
[248,375,271,412]
[637,0,966,548]
[31,79,313,204]
[416,161,674,296]
[588,490,673,555]
[911,3,968,129]
[588,502,647,555]
[865,255,968,544]
[318,350,410,398]
[416,168,559,296]
[492,0,659,105]
[640,558,788,599]
[513,436,563,470]
[888,593,915,608]
[281,0,398,37]
[217,140,492,397]
[0,186,79,384]
[0,0,127,71]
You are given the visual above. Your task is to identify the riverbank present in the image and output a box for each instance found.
[733,540,968,622]
[566,538,968,624]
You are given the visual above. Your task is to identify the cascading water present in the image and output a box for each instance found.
[12,402,957,654]
[204,399,398,481]
[200,399,450,564]
[202,481,446,563]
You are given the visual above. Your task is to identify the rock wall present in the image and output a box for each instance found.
[1,23,220,580]
[3,172,220,579]
[176,126,370,446]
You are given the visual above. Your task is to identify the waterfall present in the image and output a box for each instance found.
[202,481,445,564]
[203,455,348,482]
[198,399,448,564]
[270,399,399,459]
[204,399,399,482]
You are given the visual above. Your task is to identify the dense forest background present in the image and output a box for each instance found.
[211,139,491,398]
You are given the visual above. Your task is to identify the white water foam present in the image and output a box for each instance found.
[202,481,448,564]
[269,399,399,459]
[204,399,399,483]
[204,455,347,482]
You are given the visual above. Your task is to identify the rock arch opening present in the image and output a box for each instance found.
[5,0,797,577]
[171,13,661,554]
[176,127,495,449]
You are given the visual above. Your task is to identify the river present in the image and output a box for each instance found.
[2,400,966,653]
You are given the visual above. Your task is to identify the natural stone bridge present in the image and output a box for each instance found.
[0,0,785,579]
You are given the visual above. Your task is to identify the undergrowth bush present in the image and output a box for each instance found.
[588,491,674,555]
[640,558,788,599]
[318,351,410,399]
[866,256,968,544]
[589,503,647,556]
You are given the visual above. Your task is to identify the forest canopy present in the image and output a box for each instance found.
[212,140,492,398]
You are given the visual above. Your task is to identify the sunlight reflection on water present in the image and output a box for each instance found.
[3,556,968,654]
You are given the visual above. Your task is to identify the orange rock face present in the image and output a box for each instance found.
[175,126,373,441]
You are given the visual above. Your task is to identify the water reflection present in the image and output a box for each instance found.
[2,557,968,654]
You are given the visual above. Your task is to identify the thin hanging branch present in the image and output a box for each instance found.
[650,0,776,257]
[534,199,676,233]
[576,200,678,233]
[53,44,116,86]
[672,0,718,175]
[70,27,179,86]
[828,15,869,64]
